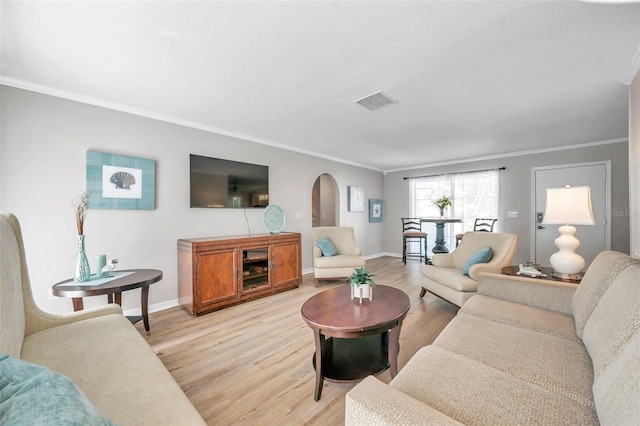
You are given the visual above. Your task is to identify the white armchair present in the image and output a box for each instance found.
[420,231,518,306]
[312,226,366,282]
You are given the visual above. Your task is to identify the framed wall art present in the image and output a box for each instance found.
[86,151,156,210]
[348,185,365,212]
[369,199,383,222]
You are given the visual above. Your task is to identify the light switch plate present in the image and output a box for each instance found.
[507,211,518,218]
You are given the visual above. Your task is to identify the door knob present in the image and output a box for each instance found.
[537,225,546,230]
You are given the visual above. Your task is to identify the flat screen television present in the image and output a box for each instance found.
[190,154,269,208]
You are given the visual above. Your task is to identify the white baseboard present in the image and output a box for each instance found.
[126,253,402,316]
[123,298,180,317]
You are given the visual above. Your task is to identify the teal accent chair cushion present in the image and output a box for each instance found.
[462,247,493,276]
[0,353,115,425]
[316,236,340,257]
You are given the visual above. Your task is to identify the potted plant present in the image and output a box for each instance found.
[347,266,376,302]
[433,195,452,217]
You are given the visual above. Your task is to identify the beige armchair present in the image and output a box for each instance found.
[420,231,518,306]
[312,226,366,282]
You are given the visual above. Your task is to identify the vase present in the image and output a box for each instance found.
[73,235,91,283]
[351,284,373,302]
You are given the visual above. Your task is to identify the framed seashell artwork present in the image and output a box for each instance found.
[86,151,156,210]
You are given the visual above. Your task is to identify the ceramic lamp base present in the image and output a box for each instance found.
[549,224,585,278]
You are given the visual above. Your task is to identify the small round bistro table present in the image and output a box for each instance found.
[420,217,463,254]
[300,284,410,401]
[52,269,162,335]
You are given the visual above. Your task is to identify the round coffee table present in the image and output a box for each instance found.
[301,284,410,401]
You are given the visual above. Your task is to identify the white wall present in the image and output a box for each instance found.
[0,86,384,314]
[630,70,640,257]
[383,142,630,265]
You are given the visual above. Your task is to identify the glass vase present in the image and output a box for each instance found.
[73,235,91,283]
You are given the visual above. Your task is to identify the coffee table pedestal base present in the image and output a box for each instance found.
[312,334,390,383]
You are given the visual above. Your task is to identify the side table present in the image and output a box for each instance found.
[52,269,162,334]
[501,266,580,284]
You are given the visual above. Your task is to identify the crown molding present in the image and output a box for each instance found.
[384,138,629,174]
[1,77,628,175]
[622,45,640,85]
[0,77,383,172]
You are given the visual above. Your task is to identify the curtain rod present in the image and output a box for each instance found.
[403,166,505,180]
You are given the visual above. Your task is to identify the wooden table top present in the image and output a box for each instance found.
[52,269,163,298]
[419,217,463,223]
[501,266,580,284]
[301,285,410,334]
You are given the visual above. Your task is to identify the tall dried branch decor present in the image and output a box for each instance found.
[74,192,88,235]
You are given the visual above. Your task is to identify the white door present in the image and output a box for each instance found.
[533,162,609,270]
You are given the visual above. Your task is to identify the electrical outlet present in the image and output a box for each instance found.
[294,213,301,220]
[507,211,518,218]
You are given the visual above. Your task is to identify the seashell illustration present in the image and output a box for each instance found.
[110,171,136,190]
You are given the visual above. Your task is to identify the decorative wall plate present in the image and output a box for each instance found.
[263,205,285,234]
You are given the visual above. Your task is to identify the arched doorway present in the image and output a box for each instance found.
[312,173,338,227]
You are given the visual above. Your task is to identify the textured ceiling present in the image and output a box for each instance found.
[2,1,639,171]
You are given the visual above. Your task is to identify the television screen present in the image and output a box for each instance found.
[190,154,269,208]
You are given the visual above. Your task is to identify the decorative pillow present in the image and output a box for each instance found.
[316,236,340,257]
[462,247,493,276]
[0,353,115,425]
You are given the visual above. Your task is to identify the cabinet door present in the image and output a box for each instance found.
[272,241,300,288]
[197,249,238,306]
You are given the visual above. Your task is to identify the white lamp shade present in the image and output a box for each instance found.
[542,186,595,225]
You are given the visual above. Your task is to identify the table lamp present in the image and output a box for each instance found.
[542,185,595,280]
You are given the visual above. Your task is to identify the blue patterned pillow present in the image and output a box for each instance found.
[462,247,493,276]
[316,236,340,257]
[0,353,115,425]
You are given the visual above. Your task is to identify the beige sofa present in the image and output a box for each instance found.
[312,226,366,281]
[346,250,640,425]
[420,231,519,306]
[0,213,205,425]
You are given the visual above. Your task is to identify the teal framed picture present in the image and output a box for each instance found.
[369,199,383,222]
[86,151,156,210]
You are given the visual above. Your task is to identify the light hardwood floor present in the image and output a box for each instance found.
[134,256,459,425]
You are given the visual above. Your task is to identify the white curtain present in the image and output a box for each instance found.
[409,169,499,249]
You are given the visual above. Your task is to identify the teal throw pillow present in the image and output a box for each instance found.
[0,353,115,425]
[462,247,493,276]
[316,236,339,257]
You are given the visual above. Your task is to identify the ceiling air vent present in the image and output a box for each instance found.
[354,91,397,111]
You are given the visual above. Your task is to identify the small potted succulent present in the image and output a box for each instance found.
[433,195,452,217]
[347,266,376,302]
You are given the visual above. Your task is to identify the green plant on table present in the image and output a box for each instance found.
[432,195,452,216]
[347,267,376,288]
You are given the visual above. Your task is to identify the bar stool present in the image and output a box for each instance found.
[401,218,428,265]
[455,218,497,247]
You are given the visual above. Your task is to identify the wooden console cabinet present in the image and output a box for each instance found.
[178,232,301,315]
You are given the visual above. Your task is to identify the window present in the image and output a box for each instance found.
[409,169,499,249]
